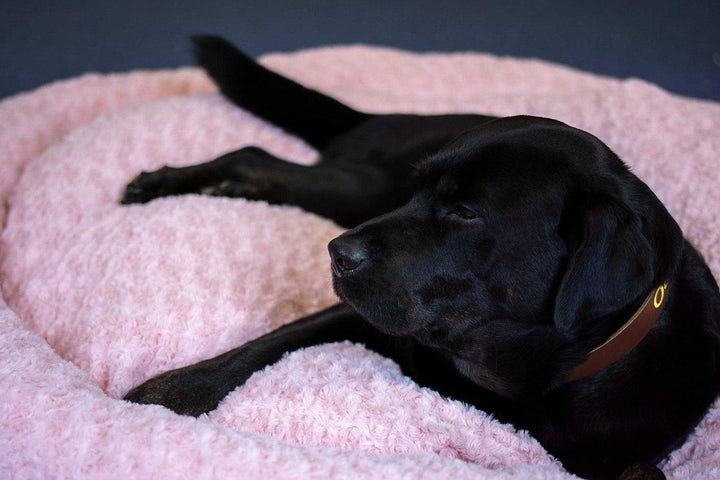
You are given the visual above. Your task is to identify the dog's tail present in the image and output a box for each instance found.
[191,35,371,150]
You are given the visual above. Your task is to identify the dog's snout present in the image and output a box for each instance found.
[329,236,368,276]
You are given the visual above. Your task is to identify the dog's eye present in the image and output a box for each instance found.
[447,204,478,220]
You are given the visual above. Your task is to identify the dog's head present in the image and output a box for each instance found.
[329,116,683,398]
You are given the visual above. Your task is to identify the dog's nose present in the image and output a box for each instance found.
[328,236,367,276]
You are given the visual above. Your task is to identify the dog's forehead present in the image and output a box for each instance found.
[418,116,607,193]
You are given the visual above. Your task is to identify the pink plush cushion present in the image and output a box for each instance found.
[1,46,718,479]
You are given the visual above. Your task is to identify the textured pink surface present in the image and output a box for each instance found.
[0,46,718,479]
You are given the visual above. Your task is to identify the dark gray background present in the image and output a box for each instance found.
[2,0,719,102]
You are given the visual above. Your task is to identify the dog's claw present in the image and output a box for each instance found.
[204,180,263,198]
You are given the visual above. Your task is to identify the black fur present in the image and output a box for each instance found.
[122,36,720,480]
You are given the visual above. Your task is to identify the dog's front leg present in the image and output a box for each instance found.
[121,146,295,205]
[123,303,391,416]
[121,146,404,228]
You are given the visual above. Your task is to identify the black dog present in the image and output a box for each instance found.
[122,36,720,480]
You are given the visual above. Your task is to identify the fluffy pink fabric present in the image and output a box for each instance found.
[0,46,718,479]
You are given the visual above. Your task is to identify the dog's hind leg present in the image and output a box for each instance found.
[192,35,372,150]
[121,146,410,228]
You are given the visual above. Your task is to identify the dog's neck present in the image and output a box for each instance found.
[563,282,669,383]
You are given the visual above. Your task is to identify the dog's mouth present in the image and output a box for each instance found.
[329,265,350,300]
[331,269,413,333]
[330,267,361,307]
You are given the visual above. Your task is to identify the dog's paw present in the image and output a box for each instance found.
[123,366,226,416]
[618,463,666,480]
[120,167,181,205]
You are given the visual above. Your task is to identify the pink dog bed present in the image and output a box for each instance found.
[1,46,719,479]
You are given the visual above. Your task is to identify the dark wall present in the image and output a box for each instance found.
[2,0,719,101]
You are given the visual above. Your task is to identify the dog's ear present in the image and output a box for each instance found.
[553,187,681,336]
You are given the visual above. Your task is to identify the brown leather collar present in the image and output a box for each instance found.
[563,282,669,383]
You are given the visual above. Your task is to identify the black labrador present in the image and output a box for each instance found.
[122,36,720,480]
